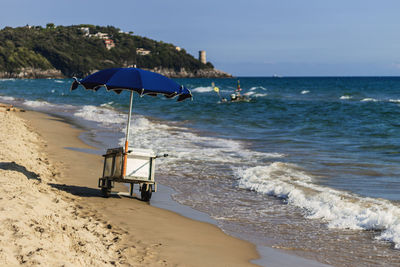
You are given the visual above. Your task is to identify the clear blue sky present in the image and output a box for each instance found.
[2,0,400,76]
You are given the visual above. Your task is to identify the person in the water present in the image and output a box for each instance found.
[230,80,243,101]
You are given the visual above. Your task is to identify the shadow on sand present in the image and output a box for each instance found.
[0,162,144,201]
[48,183,122,199]
[0,161,41,181]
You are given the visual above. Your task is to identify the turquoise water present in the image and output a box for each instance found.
[1,77,400,265]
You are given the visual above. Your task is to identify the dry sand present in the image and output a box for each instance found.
[0,108,259,266]
[0,110,122,266]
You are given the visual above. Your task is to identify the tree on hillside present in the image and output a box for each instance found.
[46,23,55,29]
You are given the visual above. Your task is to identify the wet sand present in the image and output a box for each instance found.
[4,108,259,266]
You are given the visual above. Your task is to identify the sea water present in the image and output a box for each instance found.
[1,77,400,266]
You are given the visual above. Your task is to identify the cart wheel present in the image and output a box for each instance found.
[101,179,112,198]
[141,184,152,202]
[101,187,110,198]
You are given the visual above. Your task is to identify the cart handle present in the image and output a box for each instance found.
[124,151,168,158]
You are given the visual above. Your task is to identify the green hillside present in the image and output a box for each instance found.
[0,24,214,78]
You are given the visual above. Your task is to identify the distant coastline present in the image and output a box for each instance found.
[0,24,232,79]
[0,67,232,79]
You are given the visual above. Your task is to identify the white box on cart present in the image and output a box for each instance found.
[125,148,156,182]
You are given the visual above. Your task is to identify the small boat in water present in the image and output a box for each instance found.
[214,80,252,103]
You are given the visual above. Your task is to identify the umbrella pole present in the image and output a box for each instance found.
[123,91,134,177]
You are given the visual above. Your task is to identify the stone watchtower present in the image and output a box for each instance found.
[199,50,206,64]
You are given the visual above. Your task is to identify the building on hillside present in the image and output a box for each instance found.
[136,48,151,56]
[104,39,115,50]
[199,50,206,64]
[80,27,90,36]
[94,32,109,39]
[175,46,181,51]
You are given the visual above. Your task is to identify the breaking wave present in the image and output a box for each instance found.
[23,100,57,108]
[237,163,400,248]
[0,96,15,101]
[124,115,285,167]
[74,105,127,126]
[361,98,378,102]
[192,86,214,93]
[244,91,268,97]
[70,104,284,170]
[249,86,267,91]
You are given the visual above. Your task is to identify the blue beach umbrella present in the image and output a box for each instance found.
[70,67,192,176]
[70,67,192,100]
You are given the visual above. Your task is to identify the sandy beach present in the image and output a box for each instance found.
[0,106,259,266]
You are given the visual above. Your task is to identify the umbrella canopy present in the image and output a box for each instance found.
[70,67,192,177]
[70,67,192,101]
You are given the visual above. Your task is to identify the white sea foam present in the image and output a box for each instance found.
[107,112,287,178]
[0,96,15,101]
[243,91,267,97]
[192,86,214,93]
[74,105,127,126]
[389,99,400,103]
[100,101,115,108]
[301,90,310,94]
[253,93,268,97]
[249,86,267,91]
[23,100,56,108]
[340,95,352,100]
[127,120,284,164]
[54,80,65,83]
[237,163,400,248]
[22,100,75,112]
[361,98,378,102]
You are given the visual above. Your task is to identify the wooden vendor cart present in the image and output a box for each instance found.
[98,147,167,201]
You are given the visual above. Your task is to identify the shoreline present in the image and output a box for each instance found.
[0,97,330,266]
[15,109,260,266]
[19,107,328,267]
[149,184,329,267]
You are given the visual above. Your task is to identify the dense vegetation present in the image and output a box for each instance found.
[0,24,213,77]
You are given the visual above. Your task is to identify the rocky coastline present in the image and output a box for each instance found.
[0,68,64,79]
[151,67,232,78]
[0,67,232,79]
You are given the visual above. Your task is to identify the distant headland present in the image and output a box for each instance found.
[0,24,232,79]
